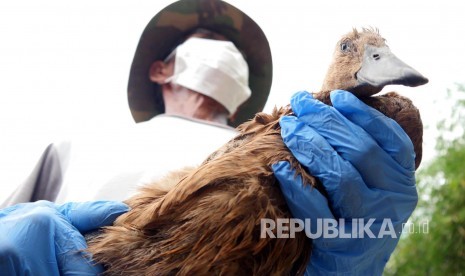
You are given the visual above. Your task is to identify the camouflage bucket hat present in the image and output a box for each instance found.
[127,0,273,127]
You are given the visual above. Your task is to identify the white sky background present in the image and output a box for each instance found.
[1,0,464,201]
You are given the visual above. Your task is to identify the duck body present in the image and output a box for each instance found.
[87,28,427,275]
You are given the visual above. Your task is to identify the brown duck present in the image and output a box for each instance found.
[87,28,428,275]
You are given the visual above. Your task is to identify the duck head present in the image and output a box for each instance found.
[321,28,428,96]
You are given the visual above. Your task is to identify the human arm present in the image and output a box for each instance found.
[272,90,418,275]
[0,200,129,276]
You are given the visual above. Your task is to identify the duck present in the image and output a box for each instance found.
[318,27,427,169]
[87,28,428,275]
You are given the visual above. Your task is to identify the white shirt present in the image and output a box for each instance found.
[54,115,237,203]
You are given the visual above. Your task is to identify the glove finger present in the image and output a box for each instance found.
[279,117,372,218]
[53,213,104,275]
[289,92,413,192]
[272,161,335,226]
[330,90,415,171]
[58,201,129,233]
[290,91,380,159]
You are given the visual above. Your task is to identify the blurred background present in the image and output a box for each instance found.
[1,0,464,273]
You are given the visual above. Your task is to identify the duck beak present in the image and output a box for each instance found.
[354,45,428,96]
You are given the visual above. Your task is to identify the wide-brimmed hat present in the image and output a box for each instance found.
[127,0,273,127]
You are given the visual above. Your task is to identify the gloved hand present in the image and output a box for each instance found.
[272,90,418,275]
[0,200,129,276]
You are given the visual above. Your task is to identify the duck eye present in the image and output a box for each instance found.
[340,42,350,52]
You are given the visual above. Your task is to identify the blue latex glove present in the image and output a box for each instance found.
[0,200,129,276]
[272,90,418,275]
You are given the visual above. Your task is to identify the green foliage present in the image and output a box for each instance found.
[385,84,465,275]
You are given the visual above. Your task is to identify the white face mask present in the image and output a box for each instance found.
[165,37,251,115]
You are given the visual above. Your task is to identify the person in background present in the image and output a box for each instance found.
[1,0,272,206]
[0,0,418,275]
